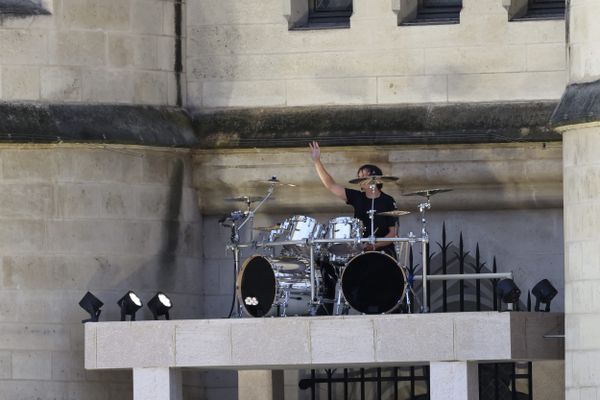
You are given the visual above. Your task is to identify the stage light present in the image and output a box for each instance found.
[147,292,173,320]
[117,291,143,321]
[497,279,521,311]
[531,279,558,312]
[79,292,103,323]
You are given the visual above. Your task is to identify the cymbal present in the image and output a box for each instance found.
[224,196,273,204]
[252,225,281,232]
[250,178,297,187]
[403,188,453,197]
[349,175,399,185]
[377,210,411,217]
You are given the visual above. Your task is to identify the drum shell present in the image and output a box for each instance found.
[236,254,320,317]
[341,251,406,314]
[324,216,364,263]
[274,215,322,257]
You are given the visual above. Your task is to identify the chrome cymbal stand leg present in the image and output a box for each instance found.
[334,278,345,316]
[417,195,431,313]
[231,238,243,318]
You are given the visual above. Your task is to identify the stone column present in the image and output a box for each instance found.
[551,0,600,399]
[429,362,479,400]
[238,370,285,400]
[133,368,182,400]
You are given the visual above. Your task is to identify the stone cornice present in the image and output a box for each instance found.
[551,80,600,131]
[0,101,561,148]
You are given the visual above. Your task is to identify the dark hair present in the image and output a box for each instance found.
[357,164,384,189]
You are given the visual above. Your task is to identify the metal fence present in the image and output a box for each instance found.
[300,223,533,400]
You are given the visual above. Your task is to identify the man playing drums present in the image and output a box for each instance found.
[308,141,397,256]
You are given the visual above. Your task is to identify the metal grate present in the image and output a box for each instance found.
[307,0,353,28]
[520,0,565,19]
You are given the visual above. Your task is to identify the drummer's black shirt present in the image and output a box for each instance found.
[345,188,397,239]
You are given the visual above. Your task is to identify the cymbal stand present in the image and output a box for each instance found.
[227,183,276,318]
[417,195,432,313]
[367,182,377,246]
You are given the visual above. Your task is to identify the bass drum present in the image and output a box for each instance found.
[236,255,320,317]
[341,251,406,314]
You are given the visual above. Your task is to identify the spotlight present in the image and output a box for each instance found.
[497,279,521,311]
[78,292,103,323]
[117,291,143,321]
[531,279,558,312]
[147,292,173,320]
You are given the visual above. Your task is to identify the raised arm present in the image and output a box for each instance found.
[309,141,347,201]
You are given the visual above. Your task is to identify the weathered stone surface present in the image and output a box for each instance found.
[192,102,560,149]
[0,103,197,147]
[551,80,600,128]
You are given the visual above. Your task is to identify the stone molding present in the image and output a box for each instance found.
[0,103,197,147]
[0,101,561,148]
[550,80,600,131]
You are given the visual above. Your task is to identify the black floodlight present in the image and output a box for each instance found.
[79,292,103,323]
[497,279,521,311]
[532,279,558,312]
[147,292,173,320]
[117,290,143,321]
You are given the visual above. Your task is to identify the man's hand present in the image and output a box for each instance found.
[309,141,321,163]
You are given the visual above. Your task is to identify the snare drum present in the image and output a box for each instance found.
[324,217,364,264]
[236,254,321,317]
[341,251,406,314]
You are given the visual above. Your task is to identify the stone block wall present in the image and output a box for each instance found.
[0,145,203,399]
[187,0,567,108]
[0,0,181,105]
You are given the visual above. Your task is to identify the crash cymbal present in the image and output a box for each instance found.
[402,188,453,197]
[377,210,411,217]
[348,175,399,185]
[224,196,274,204]
[252,225,281,232]
[250,178,297,187]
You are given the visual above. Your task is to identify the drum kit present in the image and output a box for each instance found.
[221,176,451,318]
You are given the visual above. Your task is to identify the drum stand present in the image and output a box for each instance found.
[225,181,277,318]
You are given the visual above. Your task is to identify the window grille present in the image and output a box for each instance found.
[404,0,462,25]
[520,0,565,19]
[307,0,352,28]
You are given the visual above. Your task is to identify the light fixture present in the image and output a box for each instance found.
[531,279,558,312]
[497,279,521,311]
[147,292,173,320]
[79,292,103,323]
[117,291,143,321]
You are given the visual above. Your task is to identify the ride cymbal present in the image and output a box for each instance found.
[224,196,273,203]
[348,175,399,185]
[250,178,297,187]
[402,188,453,198]
[377,210,411,217]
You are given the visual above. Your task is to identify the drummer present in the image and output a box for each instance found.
[309,141,397,256]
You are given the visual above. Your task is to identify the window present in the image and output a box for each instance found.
[402,0,462,25]
[519,0,565,19]
[0,0,50,15]
[307,0,352,28]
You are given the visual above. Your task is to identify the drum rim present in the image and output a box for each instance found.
[340,250,407,314]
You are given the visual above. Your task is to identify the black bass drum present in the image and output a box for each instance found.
[341,251,406,314]
[236,255,321,317]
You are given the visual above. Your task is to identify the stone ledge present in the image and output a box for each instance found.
[0,103,197,147]
[85,312,564,370]
[551,80,600,129]
[192,102,561,149]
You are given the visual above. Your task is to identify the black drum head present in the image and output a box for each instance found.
[341,252,405,314]
[239,256,276,317]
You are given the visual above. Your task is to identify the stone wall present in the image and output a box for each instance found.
[0,144,203,398]
[0,0,181,105]
[187,0,566,108]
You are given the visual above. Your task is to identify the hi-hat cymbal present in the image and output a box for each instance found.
[224,196,274,204]
[349,175,399,185]
[250,178,297,187]
[377,210,411,217]
[403,188,453,197]
[252,225,281,232]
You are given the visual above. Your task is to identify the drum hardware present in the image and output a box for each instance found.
[402,188,452,313]
[252,225,281,232]
[376,210,411,217]
[224,177,296,318]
